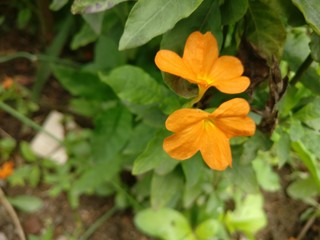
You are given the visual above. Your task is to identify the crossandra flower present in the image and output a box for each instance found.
[155,31,250,102]
[0,161,14,179]
[163,98,255,171]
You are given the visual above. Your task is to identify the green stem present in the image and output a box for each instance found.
[0,101,63,145]
[0,52,38,63]
[78,206,118,240]
[291,54,313,86]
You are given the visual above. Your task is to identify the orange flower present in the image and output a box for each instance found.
[0,161,14,179]
[2,76,14,90]
[155,31,250,102]
[163,98,255,170]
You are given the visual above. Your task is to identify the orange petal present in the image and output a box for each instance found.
[155,50,196,81]
[211,98,251,118]
[214,117,256,138]
[165,108,209,132]
[209,56,244,81]
[183,31,219,76]
[214,76,250,94]
[163,121,204,160]
[208,56,249,94]
[199,122,231,170]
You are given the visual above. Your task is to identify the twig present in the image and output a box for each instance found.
[78,206,118,240]
[296,211,317,240]
[291,54,313,86]
[0,101,64,145]
[0,187,26,240]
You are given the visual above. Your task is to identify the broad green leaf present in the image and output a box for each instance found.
[132,130,177,175]
[294,97,320,121]
[252,152,280,192]
[119,0,204,50]
[100,65,179,116]
[225,194,267,238]
[291,141,320,189]
[240,131,272,164]
[264,0,305,26]
[20,141,37,162]
[181,154,205,187]
[92,105,132,162]
[52,65,114,100]
[8,195,44,213]
[301,128,320,156]
[71,22,98,49]
[151,171,184,209]
[159,0,222,98]
[50,0,69,11]
[226,164,259,194]
[220,0,248,25]
[292,0,320,35]
[195,219,228,240]
[71,0,129,14]
[289,119,304,141]
[246,1,286,59]
[135,208,195,240]
[82,12,104,34]
[123,123,157,155]
[183,181,203,208]
[287,175,320,200]
[283,28,320,94]
[101,65,166,105]
[274,129,290,167]
[310,32,320,62]
[93,35,126,70]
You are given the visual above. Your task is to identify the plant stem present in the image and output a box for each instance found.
[78,206,118,240]
[0,188,26,240]
[0,101,63,145]
[291,54,313,86]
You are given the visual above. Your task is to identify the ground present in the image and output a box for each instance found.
[0,8,320,240]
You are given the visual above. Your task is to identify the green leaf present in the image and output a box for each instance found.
[289,119,304,141]
[292,0,320,35]
[195,219,228,240]
[159,0,222,98]
[225,194,267,237]
[220,0,248,25]
[252,152,280,192]
[52,65,114,100]
[71,22,98,49]
[135,208,195,240]
[246,0,286,59]
[132,130,176,175]
[181,154,205,187]
[151,170,184,209]
[92,105,132,162]
[100,65,179,117]
[123,123,157,155]
[119,0,204,50]
[291,141,320,190]
[101,65,166,106]
[267,0,305,26]
[240,131,272,164]
[294,97,320,121]
[274,129,290,167]
[8,195,44,213]
[20,141,37,162]
[82,12,105,34]
[93,35,126,70]
[226,164,259,194]
[50,0,69,11]
[71,0,129,14]
[287,175,320,200]
[310,32,320,62]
